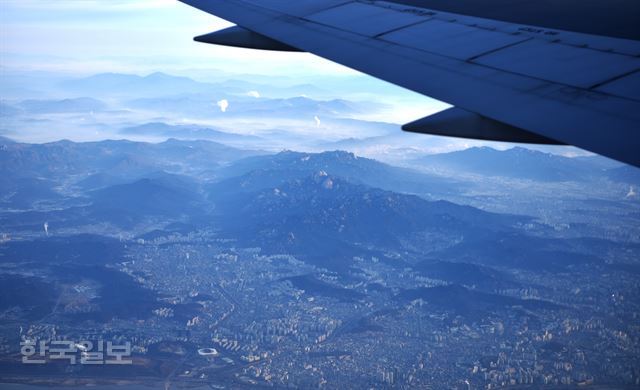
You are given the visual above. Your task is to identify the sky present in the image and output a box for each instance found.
[0,0,368,76]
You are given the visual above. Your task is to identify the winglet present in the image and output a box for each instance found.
[195,26,303,52]
[403,107,564,145]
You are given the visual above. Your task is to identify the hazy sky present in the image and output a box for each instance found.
[0,0,359,76]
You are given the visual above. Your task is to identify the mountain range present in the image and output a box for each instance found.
[1,137,637,277]
[411,146,621,182]
[120,122,262,145]
[213,150,464,198]
[59,72,331,100]
[17,97,107,114]
[0,137,261,182]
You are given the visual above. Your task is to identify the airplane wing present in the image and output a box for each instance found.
[178,0,640,167]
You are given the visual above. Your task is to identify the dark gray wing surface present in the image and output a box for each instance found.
[179,0,640,167]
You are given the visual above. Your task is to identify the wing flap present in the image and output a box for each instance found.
[195,26,302,51]
[403,107,565,145]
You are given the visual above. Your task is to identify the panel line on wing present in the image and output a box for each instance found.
[373,1,640,57]
[372,19,434,39]
[595,69,640,102]
[243,0,353,18]
[589,68,640,90]
[379,18,531,61]
[465,37,534,62]
[473,39,640,89]
[306,1,430,37]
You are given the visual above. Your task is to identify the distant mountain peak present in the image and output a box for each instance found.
[415,146,596,182]
[145,71,170,78]
[275,150,358,160]
[0,136,15,145]
[62,72,208,97]
[144,71,191,82]
[18,97,107,114]
[320,150,358,159]
[215,148,462,198]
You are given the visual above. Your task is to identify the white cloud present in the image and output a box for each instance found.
[247,91,260,98]
[314,116,321,128]
[217,99,229,113]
